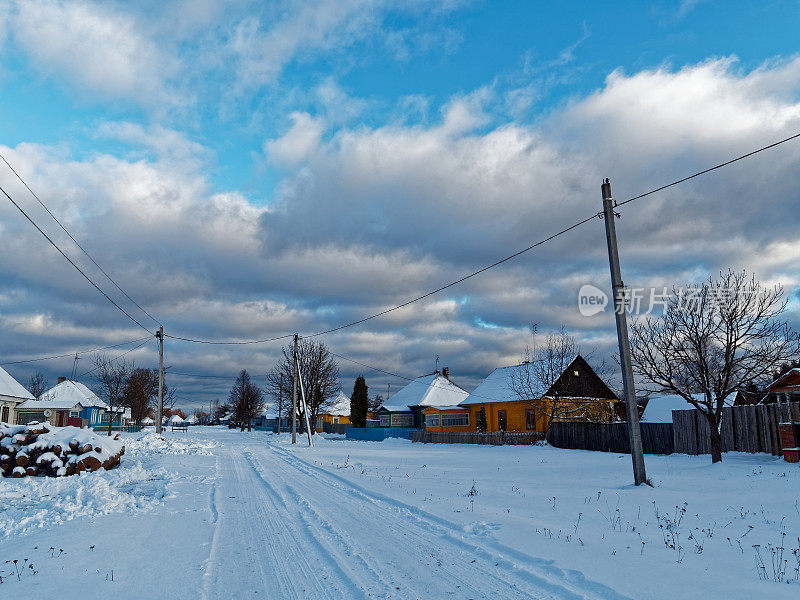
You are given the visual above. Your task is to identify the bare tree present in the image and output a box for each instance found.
[230,370,265,431]
[92,354,130,436]
[27,372,48,398]
[368,394,384,413]
[630,270,800,463]
[265,339,339,434]
[510,327,615,436]
[123,368,158,425]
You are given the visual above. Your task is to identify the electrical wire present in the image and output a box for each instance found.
[76,338,152,379]
[0,336,153,365]
[615,131,800,207]
[0,183,154,335]
[163,130,800,346]
[0,154,161,326]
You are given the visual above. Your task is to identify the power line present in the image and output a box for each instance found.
[0,154,161,326]
[0,183,154,335]
[169,371,234,379]
[616,131,800,207]
[330,352,414,381]
[164,331,294,345]
[77,337,153,379]
[65,131,800,347]
[0,336,153,365]
[163,214,599,346]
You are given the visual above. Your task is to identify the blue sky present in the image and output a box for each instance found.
[2,0,798,196]
[1,0,799,408]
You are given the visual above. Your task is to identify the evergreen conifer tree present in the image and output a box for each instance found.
[350,376,369,427]
[476,406,488,432]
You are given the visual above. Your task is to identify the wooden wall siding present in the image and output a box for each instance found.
[412,431,544,445]
[546,422,674,455]
[672,402,800,456]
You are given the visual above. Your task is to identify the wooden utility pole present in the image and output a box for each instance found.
[601,178,647,485]
[292,334,298,444]
[156,326,164,435]
[277,373,283,434]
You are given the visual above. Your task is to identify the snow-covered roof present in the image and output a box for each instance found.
[766,368,800,390]
[0,365,35,401]
[185,414,197,423]
[322,391,350,417]
[460,364,526,406]
[36,380,107,410]
[424,404,471,412]
[169,414,184,423]
[641,392,737,423]
[381,373,468,412]
[141,417,155,424]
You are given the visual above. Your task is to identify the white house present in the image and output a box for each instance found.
[0,365,35,424]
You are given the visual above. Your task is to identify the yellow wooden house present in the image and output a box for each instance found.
[315,391,352,432]
[424,356,618,434]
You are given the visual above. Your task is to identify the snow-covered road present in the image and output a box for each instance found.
[4,427,799,599]
[203,437,621,599]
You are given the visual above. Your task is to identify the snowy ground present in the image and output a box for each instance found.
[1,427,798,599]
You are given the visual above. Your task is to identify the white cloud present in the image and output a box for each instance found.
[264,112,325,166]
[3,56,800,409]
[8,0,179,103]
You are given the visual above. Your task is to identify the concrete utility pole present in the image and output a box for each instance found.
[156,326,164,435]
[292,334,298,444]
[601,179,647,485]
[277,373,283,434]
[294,354,314,447]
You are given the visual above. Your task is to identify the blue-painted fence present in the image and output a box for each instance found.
[345,427,417,441]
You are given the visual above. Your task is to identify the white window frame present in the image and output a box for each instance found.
[390,413,413,428]
[425,413,440,428]
[441,413,470,427]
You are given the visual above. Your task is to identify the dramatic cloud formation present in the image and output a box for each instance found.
[0,2,798,408]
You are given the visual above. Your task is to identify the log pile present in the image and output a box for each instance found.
[0,422,125,478]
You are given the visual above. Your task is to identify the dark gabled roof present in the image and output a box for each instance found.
[543,355,618,401]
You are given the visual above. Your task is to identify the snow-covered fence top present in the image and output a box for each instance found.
[0,422,125,478]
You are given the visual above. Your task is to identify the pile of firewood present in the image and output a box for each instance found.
[0,422,125,478]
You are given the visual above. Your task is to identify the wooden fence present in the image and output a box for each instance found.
[412,431,544,445]
[672,401,800,455]
[547,422,674,454]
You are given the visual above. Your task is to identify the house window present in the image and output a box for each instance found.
[17,411,45,425]
[441,413,469,427]
[316,416,323,429]
[333,417,339,425]
[391,413,413,427]
[525,409,537,430]
[425,413,440,428]
[379,413,390,427]
[498,409,507,431]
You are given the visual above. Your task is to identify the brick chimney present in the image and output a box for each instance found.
[442,367,449,379]
[58,376,67,384]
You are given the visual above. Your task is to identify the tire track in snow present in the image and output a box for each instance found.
[255,445,558,599]
[205,443,365,599]
[267,442,632,600]
[241,449,369,599]
[201,453,221,600]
